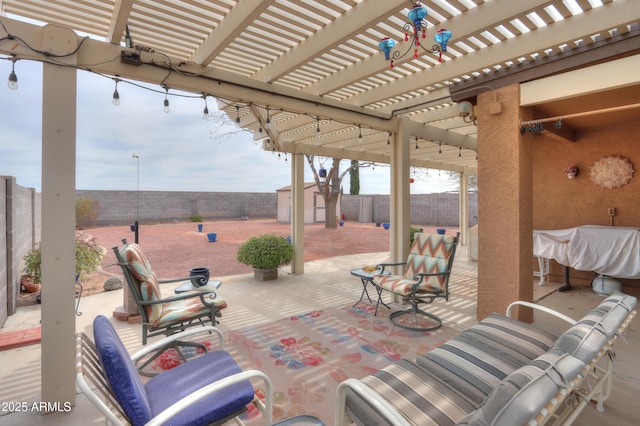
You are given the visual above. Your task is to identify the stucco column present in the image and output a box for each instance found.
[389,118,411,269]
[477,84,533,322]
[290,152,304,274]
[40,25,78,407]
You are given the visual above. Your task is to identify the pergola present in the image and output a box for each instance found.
[1,0,639,408]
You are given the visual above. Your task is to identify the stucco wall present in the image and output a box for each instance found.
[532,120,640,286]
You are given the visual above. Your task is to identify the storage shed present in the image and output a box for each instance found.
[276,182,340,224]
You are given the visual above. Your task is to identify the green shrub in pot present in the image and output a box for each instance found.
[236,234,294,280]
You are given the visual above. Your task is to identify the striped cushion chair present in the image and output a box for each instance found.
[113,240,228,373]
[373,232,459,331]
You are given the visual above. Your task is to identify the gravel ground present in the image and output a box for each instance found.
[19,219,454,305]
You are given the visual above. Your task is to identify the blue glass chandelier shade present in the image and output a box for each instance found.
[378,1,452,67]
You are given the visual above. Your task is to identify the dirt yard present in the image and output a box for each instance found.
[19,219,452,306]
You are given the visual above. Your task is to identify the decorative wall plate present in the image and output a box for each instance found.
[589,155,634,189]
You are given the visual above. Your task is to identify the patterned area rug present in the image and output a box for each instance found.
[147,304,459,424]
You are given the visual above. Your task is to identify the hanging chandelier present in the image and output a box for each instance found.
[378,1,452,68]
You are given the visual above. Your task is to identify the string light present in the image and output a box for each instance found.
[438,142,442,154]
[415,138,419,150]
[235,105,240,123]
[358,124,363,142]
[112,78,120,105]
[265,106,271,129]
[387,132,391,145]
[163,87,170,113]
[202,94,209,119]
[316,116,321,134]
[459,146,462,157]
[7,58,18,90]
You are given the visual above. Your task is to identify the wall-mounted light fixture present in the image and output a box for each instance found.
[458,100,477,125]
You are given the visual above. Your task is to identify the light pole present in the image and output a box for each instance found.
[132,153,140,243]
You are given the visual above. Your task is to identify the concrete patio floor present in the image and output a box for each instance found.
[0,249,638,425]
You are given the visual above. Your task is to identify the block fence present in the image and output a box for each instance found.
[2,184,477,325]
[75,190,477,228]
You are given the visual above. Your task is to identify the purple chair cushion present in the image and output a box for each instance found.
[93,315,152,425]
[145,349,255,425]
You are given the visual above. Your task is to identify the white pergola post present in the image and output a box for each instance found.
[40,25,78,407]
[290,152,305,274]
[459,172,469,246]
[389,118,411,269]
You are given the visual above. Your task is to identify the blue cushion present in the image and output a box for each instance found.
[145,349,255,426]
[93,315,152,425]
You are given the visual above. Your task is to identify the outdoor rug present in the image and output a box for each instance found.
[149,304,460,425]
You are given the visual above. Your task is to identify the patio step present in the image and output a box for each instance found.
[0,327,42,351]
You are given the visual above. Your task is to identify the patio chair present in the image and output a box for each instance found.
[373,232,460,331]
[76,315,273,425]
[113,239,227,372]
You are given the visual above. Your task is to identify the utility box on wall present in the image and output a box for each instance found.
[276,182,340,224]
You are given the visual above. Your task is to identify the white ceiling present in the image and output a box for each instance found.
[2,0,639,173]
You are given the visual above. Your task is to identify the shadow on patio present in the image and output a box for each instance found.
[1,248,638,425]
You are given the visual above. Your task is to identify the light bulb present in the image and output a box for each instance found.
[163,98,170,113]
[112,89,120,105]
[203,105,209,119]
[8,70,18,90]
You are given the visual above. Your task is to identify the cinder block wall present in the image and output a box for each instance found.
[1,177,40,323]
[76,190,278,226]
[340,193,478,226]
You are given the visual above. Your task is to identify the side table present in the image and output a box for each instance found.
[174,280,222,294]
[350,267,390,315]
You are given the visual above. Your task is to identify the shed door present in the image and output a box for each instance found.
[313,192,325,223]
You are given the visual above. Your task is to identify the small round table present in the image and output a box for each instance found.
[174,280,222,294]
[350,267,390,315]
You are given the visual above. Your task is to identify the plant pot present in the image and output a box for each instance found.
[437,228,446,235]
[189,267,210,286]
[197,224,203,232]
[382,223,390,230]
[375,222,381,227]
[254,268,278,281]
[567,172,577,179]
[21,276,41,293]
[207,233,217,242]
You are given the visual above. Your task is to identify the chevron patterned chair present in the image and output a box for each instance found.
[373,232,460,331]
[113,239,228,374]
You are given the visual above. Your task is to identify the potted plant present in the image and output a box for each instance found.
[21,248,42,293]
[21,235,105,293]
[236,234,294,281]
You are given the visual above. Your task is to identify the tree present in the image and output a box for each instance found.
[349,159,360,195]
[76,197,101,229]
[306,156,357,229]
[446,171,478,192]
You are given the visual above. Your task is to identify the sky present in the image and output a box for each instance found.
[0,59,459,195]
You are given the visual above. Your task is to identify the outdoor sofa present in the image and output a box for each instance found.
[336,291,636,425]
